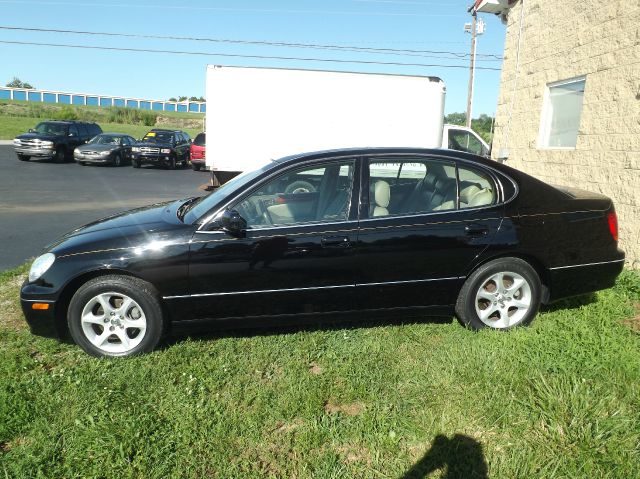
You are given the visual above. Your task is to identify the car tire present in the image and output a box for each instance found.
[113,154,122,167]
[132,159,141,168]
[168,156,176,170]
[17,154,30,161]
[54,147,65,163]
[192,163,201,171]
[284,180,316,194]
[79,161,87,166]
[455,257,541,331]
[67,275,165,358]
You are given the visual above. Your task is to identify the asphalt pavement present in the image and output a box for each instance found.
[0,145,210,270]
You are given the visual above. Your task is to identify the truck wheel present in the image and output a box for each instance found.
[17,154,30,162]
[54,147,65,163]
[168,156,176,170]
[132,159,141,168]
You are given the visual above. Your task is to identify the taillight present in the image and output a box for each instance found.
[607,211,618,241]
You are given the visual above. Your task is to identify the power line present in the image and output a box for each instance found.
[0,1,461,17]
[0,39,503,71]
[0,25,503,60]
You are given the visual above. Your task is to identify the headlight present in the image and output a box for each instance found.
[132,147,140,152]
[160,148,171,154]
[13,138,20,145]
[100,150,111,156]
[29,253,55,282]
[40,140,53,147]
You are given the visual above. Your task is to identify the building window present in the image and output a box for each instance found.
[538,77,586,149]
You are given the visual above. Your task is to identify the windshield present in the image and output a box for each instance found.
[143,131,173,144]
[34,122,68,136]
[184,163,275,224]
[89,135,122,146]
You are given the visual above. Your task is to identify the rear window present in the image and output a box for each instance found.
[193,133,206,146]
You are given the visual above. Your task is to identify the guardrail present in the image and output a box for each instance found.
[0,87,206,114]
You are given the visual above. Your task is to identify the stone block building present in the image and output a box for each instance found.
[474,0,640,267]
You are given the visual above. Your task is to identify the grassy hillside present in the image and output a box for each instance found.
[0,264,638,478]
[0,100,204,139]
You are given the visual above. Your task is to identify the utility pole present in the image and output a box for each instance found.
[465,14,484,128]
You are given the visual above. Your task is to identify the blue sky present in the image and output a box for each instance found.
[0,0,506,116]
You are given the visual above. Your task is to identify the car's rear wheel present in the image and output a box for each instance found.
[68,275,164,357]
[79,161,87,166]
[17,154,30,161]
[455,257,541,331]
[192,163,201,171]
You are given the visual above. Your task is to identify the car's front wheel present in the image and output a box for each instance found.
[17,154,30,161]
[132,159,141,168]
[54,147,65,163]
[455,257,541,331]
[113,153,122,167]
[67,275,164,357]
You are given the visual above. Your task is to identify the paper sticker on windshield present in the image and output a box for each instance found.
[145,132,156,137]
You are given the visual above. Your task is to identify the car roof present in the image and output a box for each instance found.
[148,129,182,133]
[274,147,490,165]
[40,120,97,124]
[98,132,130,136]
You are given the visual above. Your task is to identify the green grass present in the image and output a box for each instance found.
[1,266,638,478]
[0,100,204,140]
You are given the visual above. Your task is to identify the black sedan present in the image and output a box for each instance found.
[74,133,137,166]
[21,148,624,357]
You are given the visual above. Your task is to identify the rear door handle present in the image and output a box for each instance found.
[321,236,351,248]
[465,224,489,237]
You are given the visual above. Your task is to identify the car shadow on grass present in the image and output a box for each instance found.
[540,292,597,314]
[400,434,488,479]
[162,314,455,349]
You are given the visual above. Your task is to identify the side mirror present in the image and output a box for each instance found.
[220,209,247,237]
[29,128,35,133]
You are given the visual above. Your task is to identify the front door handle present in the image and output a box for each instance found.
[465,224,489,237]
[321,236,351,248]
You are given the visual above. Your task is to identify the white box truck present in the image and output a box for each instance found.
[205,65,489,182]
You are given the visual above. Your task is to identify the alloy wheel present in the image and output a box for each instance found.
[80,292,147,354]
[474,271,532,329]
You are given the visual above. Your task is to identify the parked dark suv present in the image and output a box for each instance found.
[13,120,102,162]
[131,129,191,169]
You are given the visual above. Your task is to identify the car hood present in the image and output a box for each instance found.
[45,200,193,257]
[15,132,64,141]
[76,144,117,153]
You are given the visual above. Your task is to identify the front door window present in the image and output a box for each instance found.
[232,160,355,228]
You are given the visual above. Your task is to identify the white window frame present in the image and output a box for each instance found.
[537,76,586,150]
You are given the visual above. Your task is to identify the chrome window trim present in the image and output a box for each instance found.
[549,259,625,270]
[197,150,519,230]
[163,276,463,300]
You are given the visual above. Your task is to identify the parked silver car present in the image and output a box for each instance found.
[74,133,137,166]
